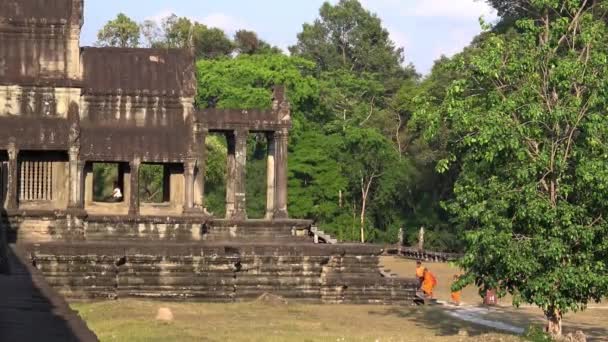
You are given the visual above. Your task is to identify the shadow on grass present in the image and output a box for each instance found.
[368,305,519,338]
[370,305,608,341]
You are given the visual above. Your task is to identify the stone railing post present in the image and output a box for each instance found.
[6,141,19,211]
[193,126,208,212]
[68,146,84,210]
[183,159,195,214]
[225,131,236,219]
[274,128,289,219]
[233,128,248,220]
[265,132,276,219]
[128,158,141,216]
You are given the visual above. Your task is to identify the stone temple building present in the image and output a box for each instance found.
[0,0,416,304]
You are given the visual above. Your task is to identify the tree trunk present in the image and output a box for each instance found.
[360,194,366,243]
[545,307,562,337]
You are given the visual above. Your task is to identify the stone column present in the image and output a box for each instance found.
[68,146,84,209]
[6,142,18,211]
[193,127,208,212]
[265,132,276,219]
[274,129,289,219]
[233,128,248,220]
[225,132,236,219]
[128,158,141,216]
[183,159,195,214]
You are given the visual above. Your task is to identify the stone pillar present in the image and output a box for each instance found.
[128,158,141,216]
[233,129,248,220]
[274,129,289,219]
[183,159,195,214]
[225,132,236,219]
[6,142,18,211]
[265,133,276,219]
[68,146,84,209]
[193,127,208,212]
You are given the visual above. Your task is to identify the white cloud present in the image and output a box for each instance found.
[199,13,250,34]
[431,28,474,60]
[145,9,174,23]
[412,0,496,19]
[387,26,408,51]
[361,0,496,20]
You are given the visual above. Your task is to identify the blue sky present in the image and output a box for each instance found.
[81,0,497,75]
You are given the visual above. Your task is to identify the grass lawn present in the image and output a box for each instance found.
[71,300,521,342]
[70,257,608,341]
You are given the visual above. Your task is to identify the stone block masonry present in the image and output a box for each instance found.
[1,0,417,306]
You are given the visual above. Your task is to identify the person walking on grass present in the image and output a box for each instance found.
[421,267,437,299]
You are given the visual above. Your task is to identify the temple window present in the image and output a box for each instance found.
[139,164,169,204]
[18,151,67,203]
[92,162,122,202]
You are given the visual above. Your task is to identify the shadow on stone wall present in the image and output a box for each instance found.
[0,233,98,341]
[0,207,8,274]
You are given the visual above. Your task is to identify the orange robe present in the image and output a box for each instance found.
[421,271,436,297]
[415,266,424,279]
[450,290,461,304]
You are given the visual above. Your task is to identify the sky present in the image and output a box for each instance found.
[81,0,497,75]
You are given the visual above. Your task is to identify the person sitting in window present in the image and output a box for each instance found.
[110,182,123,202]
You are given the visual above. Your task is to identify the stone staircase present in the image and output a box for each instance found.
[310,226,338,244]
[202,219,313,242]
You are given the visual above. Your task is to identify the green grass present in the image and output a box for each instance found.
[72,300,521,342]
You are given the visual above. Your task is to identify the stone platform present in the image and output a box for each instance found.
[4,214,417,305]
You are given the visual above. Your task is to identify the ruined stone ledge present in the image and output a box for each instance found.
[0,77,82,88]
[208,218,313,228]
[25,241,385,256]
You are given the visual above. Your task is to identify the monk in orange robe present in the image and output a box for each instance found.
[450,275,462,305]
[421,268,437,298]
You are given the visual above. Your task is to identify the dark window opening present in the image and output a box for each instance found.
[204,133,227,217]
[139,164,169,203]
[92,162,123,202]
[246,133,268,219]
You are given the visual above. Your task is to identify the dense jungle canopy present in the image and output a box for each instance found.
[96,0,608,334]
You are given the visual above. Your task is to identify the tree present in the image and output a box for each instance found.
[153,14,234,59]
[289,0,405,78]
[140,20,162,48]
[96,13,140,48]
[339,127,400,242]
[417,0,608,336]
[234,30,281,55]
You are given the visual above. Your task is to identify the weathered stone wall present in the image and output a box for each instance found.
[5,215,206,243]
[28,242,416,304]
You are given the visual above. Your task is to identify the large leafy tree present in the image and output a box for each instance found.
[96,13,140,48]
[137,14,235,58]
[289,0,405,78]
[417,0,608,336]
[234,30,281,55]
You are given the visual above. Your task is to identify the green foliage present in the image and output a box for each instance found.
[245,135,268,219]
[96,13,140,48]
[234,30,281,55]
[523,326,552,342]
[416,0,608,330]
[204,135,228,217]
[139,164,164,203]
[289,0,404,76]
[196,54,320,126]
[92,163,118,201]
